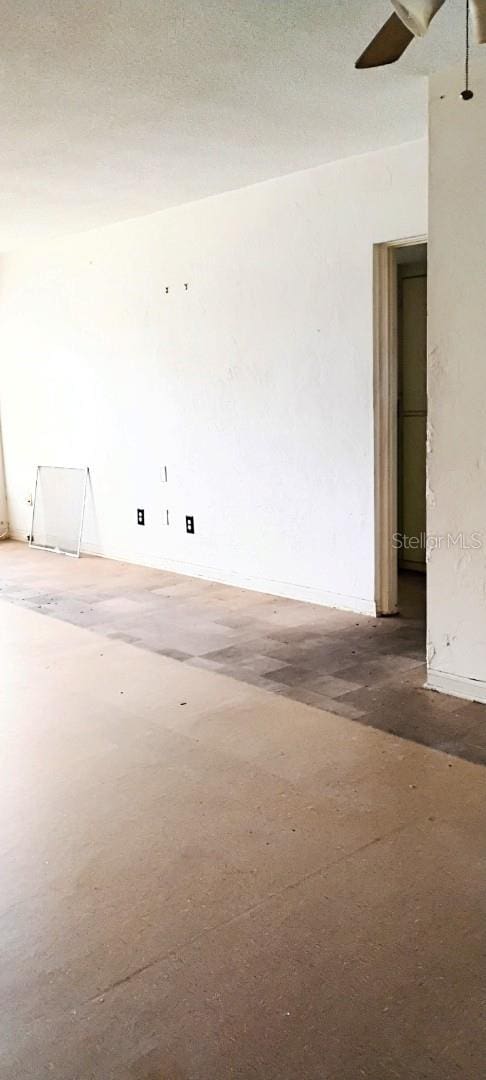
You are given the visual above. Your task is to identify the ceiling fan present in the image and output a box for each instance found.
[356,0,486,69]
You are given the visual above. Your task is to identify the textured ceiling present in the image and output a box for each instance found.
[0,0,471,249]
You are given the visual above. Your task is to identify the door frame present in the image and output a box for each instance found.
[373,234,427,616]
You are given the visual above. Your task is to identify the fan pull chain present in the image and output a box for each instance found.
[461,0,474,99]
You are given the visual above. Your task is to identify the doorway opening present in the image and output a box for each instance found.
[374,237,427,634]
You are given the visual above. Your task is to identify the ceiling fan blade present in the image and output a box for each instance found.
[471,0,486,43]
[391,1,447,38]
[355,12,414,68]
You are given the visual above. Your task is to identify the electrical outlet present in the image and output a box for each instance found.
[137,508,145,526]
[185,515,195,534]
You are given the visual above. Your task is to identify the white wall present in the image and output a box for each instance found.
[0,139,427,613]
[0,421,8,539]
[427,61,486,700]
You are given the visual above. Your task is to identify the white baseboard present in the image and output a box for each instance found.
[82,541,376,615]
[426,668,486,706]
[7,528,28,542]
[6,531,376,615]
[11,530,374,616]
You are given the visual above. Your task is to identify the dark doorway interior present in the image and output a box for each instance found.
[396,243,427,629]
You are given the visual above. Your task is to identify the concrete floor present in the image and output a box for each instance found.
[1,543,485,1079]
[1,543,486,764]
